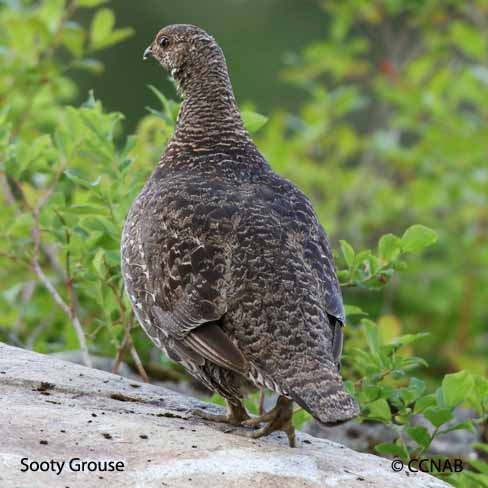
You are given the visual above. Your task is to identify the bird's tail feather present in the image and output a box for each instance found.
[285,360,359,425]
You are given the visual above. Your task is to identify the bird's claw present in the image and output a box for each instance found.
[241,396,296,447]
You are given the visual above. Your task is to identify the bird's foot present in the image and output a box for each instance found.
[191,400,250,426]
[242,396,296,447]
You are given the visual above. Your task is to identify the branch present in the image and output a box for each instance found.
[0,173,16,206]
[32,258,91,367]
[127,332,150,383]
[112,314,149,383]
[31,169,92,368]
[112,333,129,376]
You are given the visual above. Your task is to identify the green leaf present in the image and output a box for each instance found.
[401,225,437,253]
[61,23,85,58]
[353,249,371,267]
[147,85,179,125]
[405,426,431,449]
[93,248,105,276]
[433,387,445,410]
[118,159,132,173]
[362,318,380,355]
[390,332,429,348]
[7,212,34,237]
[337,270,350,282]
[438,419,475,435]
[360,383,381,402]
[89,9,133,51]
[392,259,407,271]
[473,443,488,455]
[442,370,475,408]
[469,375,488,414]
[375,442,408,460]
[82,89,98,109]
[62,205,106,216]
[344,304,367,317]
[423,406,453,428]
[241,110,268,133]
[400,378,426,405]
[64,170,101,189]
[366,398,391,422]
[82,216,119,240]
[209,393,226,407]
[450,21,486,60]
[71,59,104,74]
[292,408,312,430]
[378,233,401,262]
[340,240,355,268]
[90,8,115,49]
[103,28,134,49]
[468,459,488,475]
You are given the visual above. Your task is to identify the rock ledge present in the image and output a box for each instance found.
[0,343,449,487]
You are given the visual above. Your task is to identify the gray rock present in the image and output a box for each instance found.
[303,419,397,452]
[0,343,450,487]
[49,350,139,379]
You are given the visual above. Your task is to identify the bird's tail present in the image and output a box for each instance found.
[285,360,359,425]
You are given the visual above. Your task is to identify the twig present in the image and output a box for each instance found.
[127,332,150,383]
[12,281,36,333]
[0,250,32,269]
[112,333,129,375]
[112,314,150,383]
[26,321,48,350]
[32,258,91,367]
[0,173,16,206]
[31,169,92,368]
[39,0,78,63]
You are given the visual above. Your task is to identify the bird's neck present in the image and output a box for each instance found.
[166,65,254,156]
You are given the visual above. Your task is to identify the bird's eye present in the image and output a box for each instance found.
[159,36,169,48]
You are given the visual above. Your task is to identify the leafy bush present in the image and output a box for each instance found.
[264,0,488,373]
[0,0,144,367]
[1,1,487,486]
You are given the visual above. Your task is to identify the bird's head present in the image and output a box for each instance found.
[143,24,225,90]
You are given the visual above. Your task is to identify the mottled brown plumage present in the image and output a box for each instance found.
[121,24,359,446]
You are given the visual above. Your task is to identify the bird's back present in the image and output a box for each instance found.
[123,156,358,423]
[122,22,359,427]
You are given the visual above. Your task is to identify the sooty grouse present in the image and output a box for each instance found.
[121,24,359,447]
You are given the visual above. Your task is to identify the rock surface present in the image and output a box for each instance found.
[0,343,450,488]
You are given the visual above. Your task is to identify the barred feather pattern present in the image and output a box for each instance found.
[121,24,359,423]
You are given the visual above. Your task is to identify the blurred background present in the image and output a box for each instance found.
[1,1,487,483]
[74,0,327,130]
[64,0,488,374]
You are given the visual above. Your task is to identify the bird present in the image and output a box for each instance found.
[121,24,359,447]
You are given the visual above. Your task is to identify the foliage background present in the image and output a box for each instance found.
[1,0,487,486]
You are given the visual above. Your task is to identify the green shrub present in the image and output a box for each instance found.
[1,2,487,486]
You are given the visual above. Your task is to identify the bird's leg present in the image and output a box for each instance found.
[242,395,296,447]
[191,399,250,426]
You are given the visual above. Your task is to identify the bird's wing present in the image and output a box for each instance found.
[305,224,346,365]
[285,185,345,365]
[314,224,346,325]
[152,302,248,374]
[265,176,345,326]
[141,195,248,375]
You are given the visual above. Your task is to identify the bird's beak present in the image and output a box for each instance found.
[143,46,153,61]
